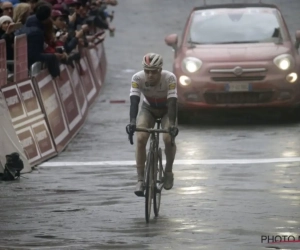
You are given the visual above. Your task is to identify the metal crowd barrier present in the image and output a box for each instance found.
[0,32,107,167]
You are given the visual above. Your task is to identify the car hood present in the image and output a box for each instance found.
[184,43,292,62]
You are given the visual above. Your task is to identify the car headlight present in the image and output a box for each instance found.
[273,54,294,70]
[182,57,202,73]
[179,75,191,86]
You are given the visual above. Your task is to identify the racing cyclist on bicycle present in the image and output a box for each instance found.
[126,53,179,197]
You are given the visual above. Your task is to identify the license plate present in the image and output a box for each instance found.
[226,82,251,92]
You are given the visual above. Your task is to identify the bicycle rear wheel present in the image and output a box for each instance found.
[145,151,154,223]
[153,147,163,217]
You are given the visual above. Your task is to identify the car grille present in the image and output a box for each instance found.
[211,76,265,82]
[204,92,273,104]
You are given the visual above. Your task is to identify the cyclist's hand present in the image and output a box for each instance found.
[169,125,179,137]
[126,123,136,135]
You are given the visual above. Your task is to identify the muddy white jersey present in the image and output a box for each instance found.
[130,70,177,108]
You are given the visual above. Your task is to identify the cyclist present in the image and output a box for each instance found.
[126,52,179,197]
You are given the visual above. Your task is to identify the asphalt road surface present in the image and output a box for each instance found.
[2,0,300,249]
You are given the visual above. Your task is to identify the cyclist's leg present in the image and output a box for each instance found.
[161,113,177,190]
[135,103,155,195]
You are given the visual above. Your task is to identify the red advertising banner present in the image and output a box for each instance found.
[67,65,88,118]
[35,71,69,152]
[55,65,82,133]
[0,39,7,87]
[16,126,40,164]
[2,84,27,124]
[16,118,57,166]
[17,80,42,117]
[78,55,97,105]
[14,35,28,83]
[2,78,56,165]
[31,119,56,160]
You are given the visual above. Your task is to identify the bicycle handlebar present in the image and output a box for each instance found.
[126,126,176,146]
[135,128,169,133]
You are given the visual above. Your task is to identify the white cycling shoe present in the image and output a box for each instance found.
[134,180,144,197]
[164,172,174,190]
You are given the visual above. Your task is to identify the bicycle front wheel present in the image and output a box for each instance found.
[145,151,154,223]
[153,147,163,217]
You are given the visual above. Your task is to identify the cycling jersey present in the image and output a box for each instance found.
[130,70,177,108]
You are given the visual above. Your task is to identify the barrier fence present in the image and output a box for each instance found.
[0,34,107,167]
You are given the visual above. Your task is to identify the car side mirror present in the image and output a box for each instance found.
[164,34,178,52]
[295,30,300,49]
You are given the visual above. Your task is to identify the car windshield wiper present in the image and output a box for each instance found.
[188,40,203,45]
[215,41,260,44]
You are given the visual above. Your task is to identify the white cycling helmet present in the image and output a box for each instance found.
[142,53,163,70]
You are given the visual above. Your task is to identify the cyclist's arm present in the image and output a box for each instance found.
[167,74,178,126]
[130,96,140,124]
[129,75,141,124]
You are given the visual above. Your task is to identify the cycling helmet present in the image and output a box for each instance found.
[142,53,163,70]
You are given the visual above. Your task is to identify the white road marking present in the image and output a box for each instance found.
[38,157,300,167]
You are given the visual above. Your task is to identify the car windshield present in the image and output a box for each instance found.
[189,8,285,44]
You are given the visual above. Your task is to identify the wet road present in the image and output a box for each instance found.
[2,0,300,249]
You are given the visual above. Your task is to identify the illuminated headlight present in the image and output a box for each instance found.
[182,57,202,73]
[273,54,294,70]
[286,72,298,83]
[179,75,191,86]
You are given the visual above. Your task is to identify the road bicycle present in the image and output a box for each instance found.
[126,118,175,223]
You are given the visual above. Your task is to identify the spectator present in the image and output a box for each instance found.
[52,3,65,14]
[51,9,66,31]
[16,3,62,77]
[64,0,86,29]
[0,16,14,57]
[43,17,67,59]
[86,0,115,35]
[1,2,13,18]
[30,0,43,13]
[0,15,15,72]
[13,2,31,24]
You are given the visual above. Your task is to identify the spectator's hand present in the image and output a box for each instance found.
[69,12,76,23]
[108,25,115,32]
[81,24,89,33]
[55,53,64,60]
[62,52,68,60]
[75,30,84,38]
[6,22,22,34]
[59,33,68,43]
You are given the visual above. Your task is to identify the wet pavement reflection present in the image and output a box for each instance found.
[1,160,300,249]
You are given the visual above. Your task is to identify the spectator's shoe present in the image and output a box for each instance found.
[134,181,144,197]
[164,172,174,190]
